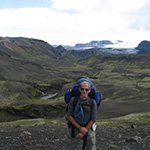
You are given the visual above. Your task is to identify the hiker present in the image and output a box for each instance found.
[66,81,97,150]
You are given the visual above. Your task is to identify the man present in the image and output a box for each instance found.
[66,81,97,150]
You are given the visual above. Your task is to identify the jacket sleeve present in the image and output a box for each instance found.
[90,99,97,123]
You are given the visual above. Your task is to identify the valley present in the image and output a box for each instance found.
[0,36,150,126]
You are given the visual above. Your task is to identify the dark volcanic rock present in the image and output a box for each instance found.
[0,124,150,150]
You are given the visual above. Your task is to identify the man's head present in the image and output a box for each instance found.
[79,81,91,100]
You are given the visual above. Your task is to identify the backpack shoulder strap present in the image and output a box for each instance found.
[73,96,94,111]
[88,97,94,110]
[73,96,79,111]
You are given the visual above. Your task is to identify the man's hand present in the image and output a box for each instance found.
[80,127,88,135]
[76,132,84,138]
[76,127,88,138]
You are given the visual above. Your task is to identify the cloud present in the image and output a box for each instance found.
[50,0,102,13]
[126,3,150,31]
[0,0,150,45]
[51,0,148,13]
[0,7,83,44]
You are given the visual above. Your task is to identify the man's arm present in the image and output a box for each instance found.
[86,120,94,130]
[68,116,88,135]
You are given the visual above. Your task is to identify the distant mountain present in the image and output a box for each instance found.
[61,46,138,57]
[1,37,149,62]
[62,40,139,55]
[0,36,71,67]
[0,37,58,59]
[75,40,113,47]
[63,40,150,55]
[136,40,150,54]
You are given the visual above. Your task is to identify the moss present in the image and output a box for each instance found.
[0,118,66,127]
[96,112,150,127]
[12,104,30,110]
[0,81,7,91]
[8,93,20,101]
[63,78,74,82]
[108,144,118,149]
[138,82,150,88]
[86,57,97,64]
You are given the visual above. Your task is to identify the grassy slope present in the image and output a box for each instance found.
[76,55,150,101]
[1,54,150,105]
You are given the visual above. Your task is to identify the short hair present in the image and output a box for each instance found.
[80,81,91,88]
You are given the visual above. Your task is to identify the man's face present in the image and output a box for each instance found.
[79,83,91,99]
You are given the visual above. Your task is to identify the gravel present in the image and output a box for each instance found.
[0,123,150,150]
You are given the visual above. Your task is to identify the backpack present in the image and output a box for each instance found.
[64,78,101,110]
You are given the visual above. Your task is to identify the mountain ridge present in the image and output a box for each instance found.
[1,36,150,60]
[0,36,73,67]
[136,40,150,54]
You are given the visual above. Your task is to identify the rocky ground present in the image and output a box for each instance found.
[0,123,150,150]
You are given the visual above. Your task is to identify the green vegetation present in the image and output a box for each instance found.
[0,118,66,127]
[96,112,150,127]
[0,112,150,127]
[108,144,118,149]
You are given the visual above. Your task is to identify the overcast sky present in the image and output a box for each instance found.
[0,0,150,46]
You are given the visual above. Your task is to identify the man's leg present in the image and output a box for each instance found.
[66,127,82,150]
[85,129,96,150]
